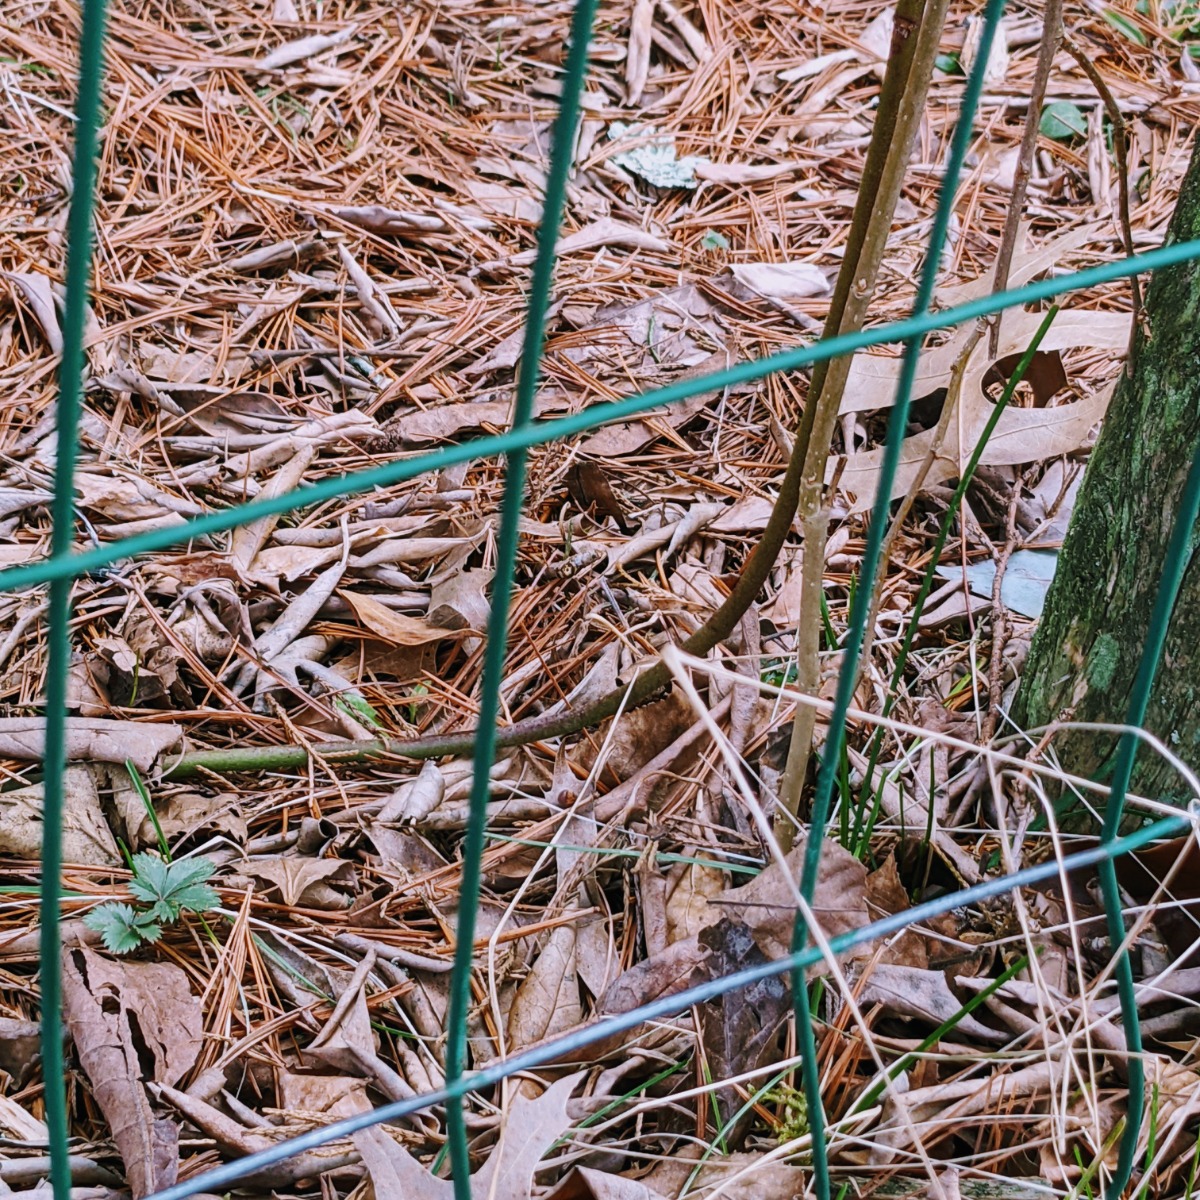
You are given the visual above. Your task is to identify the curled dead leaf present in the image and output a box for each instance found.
[341,589,467,646]
[62,948,201,1198]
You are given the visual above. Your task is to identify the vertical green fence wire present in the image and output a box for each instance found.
[30,0,1200,1195]
[1095,433,1200,1195]
[41,3,110,1198]
[790,2,1006,1195]
[442,3,598,1192]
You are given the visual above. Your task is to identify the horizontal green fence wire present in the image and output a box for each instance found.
[6,235,1200,595]
[139,811,1193,1200]
[27,0,1200,1199]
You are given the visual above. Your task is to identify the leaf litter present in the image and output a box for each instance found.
[0,0,1197,1198]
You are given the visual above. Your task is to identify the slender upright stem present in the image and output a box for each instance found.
[776,0,946,848]
[989,0,1062,356]
[792,5,1008,1198]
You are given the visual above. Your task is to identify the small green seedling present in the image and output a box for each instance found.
[765,1082,810,1145]
[335,691,385,731]
[84,853,219,954]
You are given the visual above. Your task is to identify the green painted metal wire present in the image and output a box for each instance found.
[140,809,1193,1200]
[443,4,599,1191]
[854,308,1059,842]
[0,239,1196,597]
[30,0,1200,1195]
[792,4,1007,1194]
[1096,427,1200,1196]
[40,3,111,1197]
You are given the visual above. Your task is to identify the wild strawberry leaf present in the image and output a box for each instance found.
[83,903,162,955]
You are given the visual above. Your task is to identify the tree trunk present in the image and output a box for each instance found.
[1014,138,1200,811]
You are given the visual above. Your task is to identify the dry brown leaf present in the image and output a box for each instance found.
[240,855,356,907]
[506,922,584,1051]
[255,26,356,70]
[611,503,724,570]
[580,389,711,457]
[241,542,343,589]
[355,1072,583,1200]
[538,643,622,723]
[637,1151,808,1200]
[694,160,809,184]
[0,1093,45,1142]
[0,718,182,771]
[566,461,631,531]
[306,971,411,1101]
[0,546,40,570]
[277,1070,371,1120]
[0,765,121,866]
[463,299,566,377]
[604,835,868,1022]
[486,218,671,270]
[728,261,829,301]
[865,854,927,968]
[597,936,709,1015]
[547,1167,670,1200]
[575,689,696,783]
[961,13,1010,85]
[568,285,720,373]
[705,836,869,960]
[5,271,61,351]
[134,789,246,847]
[625,0,655,104]
[328,199,492,235]
[708,495,776,533]
[835,231,1131,510]
[855,964,1006,1042]
[460,178,544,223]
[0,1017,40,1086]
[62,948,201,1198]
[376,760,446,824]
[170,386,290,435]
[663,861,727,944]
[75,471,193,523]
[384,395,563,444]
[427,567,492,632]
[342,589,465,646]
[667,559,727,615]
[574,911,619,1000]
[698,918,790,1141]
[230,446,317,574]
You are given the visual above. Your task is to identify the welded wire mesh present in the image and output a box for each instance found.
[22,2,1200,1199]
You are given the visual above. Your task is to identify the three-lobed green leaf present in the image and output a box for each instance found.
[83,854,218,955]
[83,902,163,954]
[126,853,218,921]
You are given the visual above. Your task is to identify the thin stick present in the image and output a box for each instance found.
[980,467,1025,743]
[777,0,951,850]
[1062,33,1143,336]
[989,0,1062,358]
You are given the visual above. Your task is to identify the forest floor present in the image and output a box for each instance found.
[0,0,1199,1197]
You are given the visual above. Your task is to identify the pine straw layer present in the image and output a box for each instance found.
[0,0,1198,1196]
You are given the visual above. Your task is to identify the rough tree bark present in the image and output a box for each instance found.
[1014,138,1200,810]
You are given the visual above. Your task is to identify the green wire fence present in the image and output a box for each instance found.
[24,1,1200,1199]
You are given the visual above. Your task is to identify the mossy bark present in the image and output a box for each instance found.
[1014,138,1200,809]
